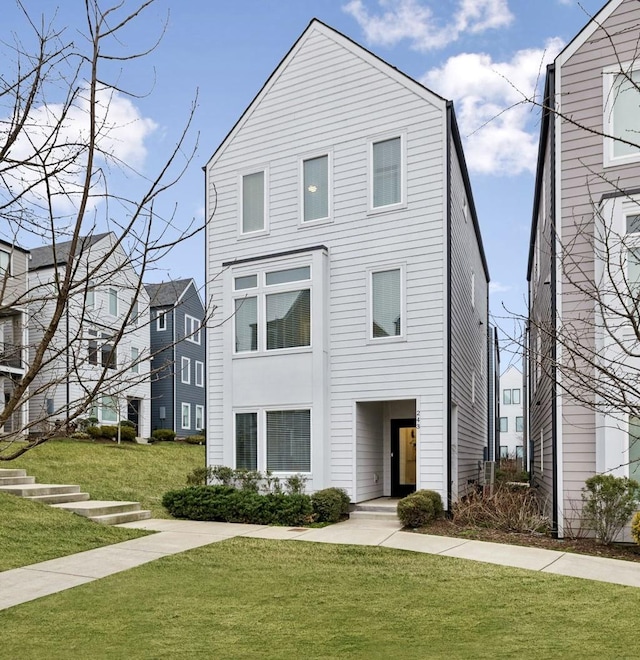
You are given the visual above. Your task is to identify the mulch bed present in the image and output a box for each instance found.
[417,519,640,563]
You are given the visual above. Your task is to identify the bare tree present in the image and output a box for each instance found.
[0,0,205,459]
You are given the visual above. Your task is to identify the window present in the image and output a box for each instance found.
[131,347,139,374]
[499,417,508,433]
[471,370,476,405]
[371,136,402,209]
[500,446,509,459]
[516,416,523,432]
[266,290,310,349]
[266,409,311,472]
[185,315,201,344]
[108,289,118,316]
[605,67,640,163]
[181,356,191,384]
[236,412,257,470]
[101,343,117,370]
[503,389,512,405]
[629,416,640,480]
[235,274,257,290]
[540,429,544,474]
[471,271,475,309]
[515,446,524,460]
[101,396,117,423]
[0,249,9,274]
[131,300,139,326]
[242,171,265,233]
[195,405,204,431]
[181,403,191,430]
[88,339,98,365]
[371,268,402,338]
[195,361,204,387]
[235,297,257,352]
[302,155,329,222]
[512,389,521,405]
[156,311,166,331]
[86,280,95,308]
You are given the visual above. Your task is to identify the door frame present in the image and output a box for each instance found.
[391,418,417,498]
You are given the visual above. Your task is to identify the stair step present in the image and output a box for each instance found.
[89,510,152,525]
[349,510,400,521]
[0,483,80,497]
[0,476,36,486]
[0,468,27,478]
[51,500,142,517]
[353,504,398,513]
[25,492,91,505]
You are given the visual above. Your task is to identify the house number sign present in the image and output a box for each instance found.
[416,411,421,429]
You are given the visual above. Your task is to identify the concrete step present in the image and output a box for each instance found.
[349,510,400,521]
[0,475,36,486]
[0,483,81,497]
[353,503,399,513]
[51,500,142,517]
[0,469,28,478]
[88,510,152,525]
[25,492,91,505]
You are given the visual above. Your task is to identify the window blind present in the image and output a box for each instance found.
[372,269,400,337]
[266,409,310,472]
[266,289,310,349]
[242,171,265,232]
[373,137,401,207]
[236,412,257,470]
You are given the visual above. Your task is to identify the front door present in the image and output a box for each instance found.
[391,419,417,498]
[127,398,140,435]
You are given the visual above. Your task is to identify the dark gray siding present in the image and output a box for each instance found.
[149,305,175,432]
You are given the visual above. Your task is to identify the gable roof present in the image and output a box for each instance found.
[205,18,446,169]
[145,278,198,308]
[29,233,111,271]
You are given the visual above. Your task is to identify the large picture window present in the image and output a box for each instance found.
[266,289,310,350]
[266,409,311,472]
[242,171,265,233]
[371,268,402,338]
[372,136,402,208]
[303,155,329,222]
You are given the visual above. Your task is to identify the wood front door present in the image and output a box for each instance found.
[391,419,417,498]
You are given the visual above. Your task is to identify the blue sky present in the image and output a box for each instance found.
[5,0,606,358]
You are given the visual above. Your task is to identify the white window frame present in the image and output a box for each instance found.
[195,405,204,431]
[156,311,167,331]
[181,356,191,384]
[471,271,475,309]
[499,417,508,433]
[195,360,204,387]
[603,62,640,168]
[299,151,332,225]
[368,264,406,343]
[181,402,191,430]
[131,347,139,374]
[0,249,10,274]
[239,167,269,237]
[368,131,407,213]
[85,280,95,309]
[108,288,118,316]
[101,395,118,423]
[185,315,201,345]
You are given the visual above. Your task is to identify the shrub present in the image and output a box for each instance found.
[152,429,176,442]
[118,426,136,442]
[581,474,640,544]
[184,435,205,445]
[120,420,136,429]
[632,512,640,545]
[86,425,102,439]
[69,431,91,440]
[284,474,308,495]
[312,488,350,523]
[162,485,313,526]
[99,425,118,439]
[398,490,444,528]
[186,466,212,486]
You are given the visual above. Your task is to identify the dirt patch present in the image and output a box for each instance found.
[416,519,640,563]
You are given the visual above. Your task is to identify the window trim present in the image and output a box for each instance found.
[603,62,640,168]
[0,249,11,275]
[367,264,406,343]
[131,347,139,374]
[181,356,191,384]
[181,402,191,430]
[367,132,407,214]
[185,314,201,345]
[239,167,269,237]
[195,405,204,431]
[195,360,204,388]
[499,417,508,433]
[299,151,332,226]
[108,288,118,316]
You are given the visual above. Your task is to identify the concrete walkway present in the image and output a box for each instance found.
[2,517,640,611]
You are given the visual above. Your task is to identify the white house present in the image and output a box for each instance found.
[205,20,490,506]
[27,233,151,438]
[498,365,523,459]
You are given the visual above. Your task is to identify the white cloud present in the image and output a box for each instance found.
[490,281,511,293]
[343,0,513,51]
[423,37,564,175]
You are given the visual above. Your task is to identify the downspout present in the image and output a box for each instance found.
[446,102,453,510]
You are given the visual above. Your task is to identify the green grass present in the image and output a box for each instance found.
[7,438,205,517]
[1,538,639,659]
[0,492,147,571]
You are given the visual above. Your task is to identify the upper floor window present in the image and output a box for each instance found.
[86,280,95,309]
[503,389,511,405]
[516,416,524,433]
[629,415,640,481]
[195,360,204,387]
[0,250,9,274]
[131,300,139,326]
[302,154,329,222]
[242,170,266,234]
[185,315,201,344]
[156,311,166,331]
[371,267,403,339]
[181,356,191,384]
[131,347,139,374]
[108,288,118,316]
[604,66,640,166]
[499,417,508,433]
[371,136,403,209]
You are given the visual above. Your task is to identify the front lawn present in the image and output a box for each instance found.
[1,537,639,658]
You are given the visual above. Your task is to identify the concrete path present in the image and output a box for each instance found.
[2,517,640,611]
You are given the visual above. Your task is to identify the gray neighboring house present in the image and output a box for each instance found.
[205,20,490,506]
[528,0,640,537]
[145,279,206,437]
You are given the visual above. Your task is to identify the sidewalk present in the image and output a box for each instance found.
[2,516,640,611]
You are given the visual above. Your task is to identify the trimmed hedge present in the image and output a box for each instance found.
[397,490,444,528]
[184,435,205,445]
[162,485,314,526]
[311,488,350,523]
[152,429,176,442]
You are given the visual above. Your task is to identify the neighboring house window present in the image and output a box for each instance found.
[236,412,257,470]
[302,154,329,222]
[101,343,117,370]
[108,289,118,316]
[471,370,476,405]
[195,405,204,431]
[157,311,166,331]
[515,416,523,432]
[540,429,544,474]
[242,170,266,233]
[181,403,191,430]
[629,416,640,481]
[86,280,95,308]
[0,249,10,274]
[499,417,508,433]
[88,329,98,365]
[604,67,640,164]
[515,446,524,460]
[101,395,118,423]
[628,246,640,304]
[371,136,402,209]
[185,315,201,344]
[195,360,204,387]
[371,268,402,339]
[471,271,475,309]
[131,300,139,326]
[266,409,311,472]
[503,389,512,405]
[500,446,509,459]
[512,389,521,405]
[181,356,191,384]
[131,347,139,374]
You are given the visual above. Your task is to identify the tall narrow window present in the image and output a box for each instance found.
[516,416,524,432]
[0,250,9,274]
[235,297,258,352]
[195,405,204,431]
[157,311,166,331]
[195,361,204,387]
[371,269,401,338]
[266,409,311,472]
[372,137,401,208]
[86,280,95,308]
[181,356,191,384]
[610,70,640,160]
[503,389,512,405]
[101,343,116,370]
[499,417,508,433]
[512,389,521,405]
[131,300,139,326]
[88,339,98,365]
[185,315,201,344]
[236,412,257,470]
[303,155,328,222]
[181,403,191,430]
[266,289,310,350]
[108,289,118,316]
[131,347,139,373]
[242,171,265,233]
